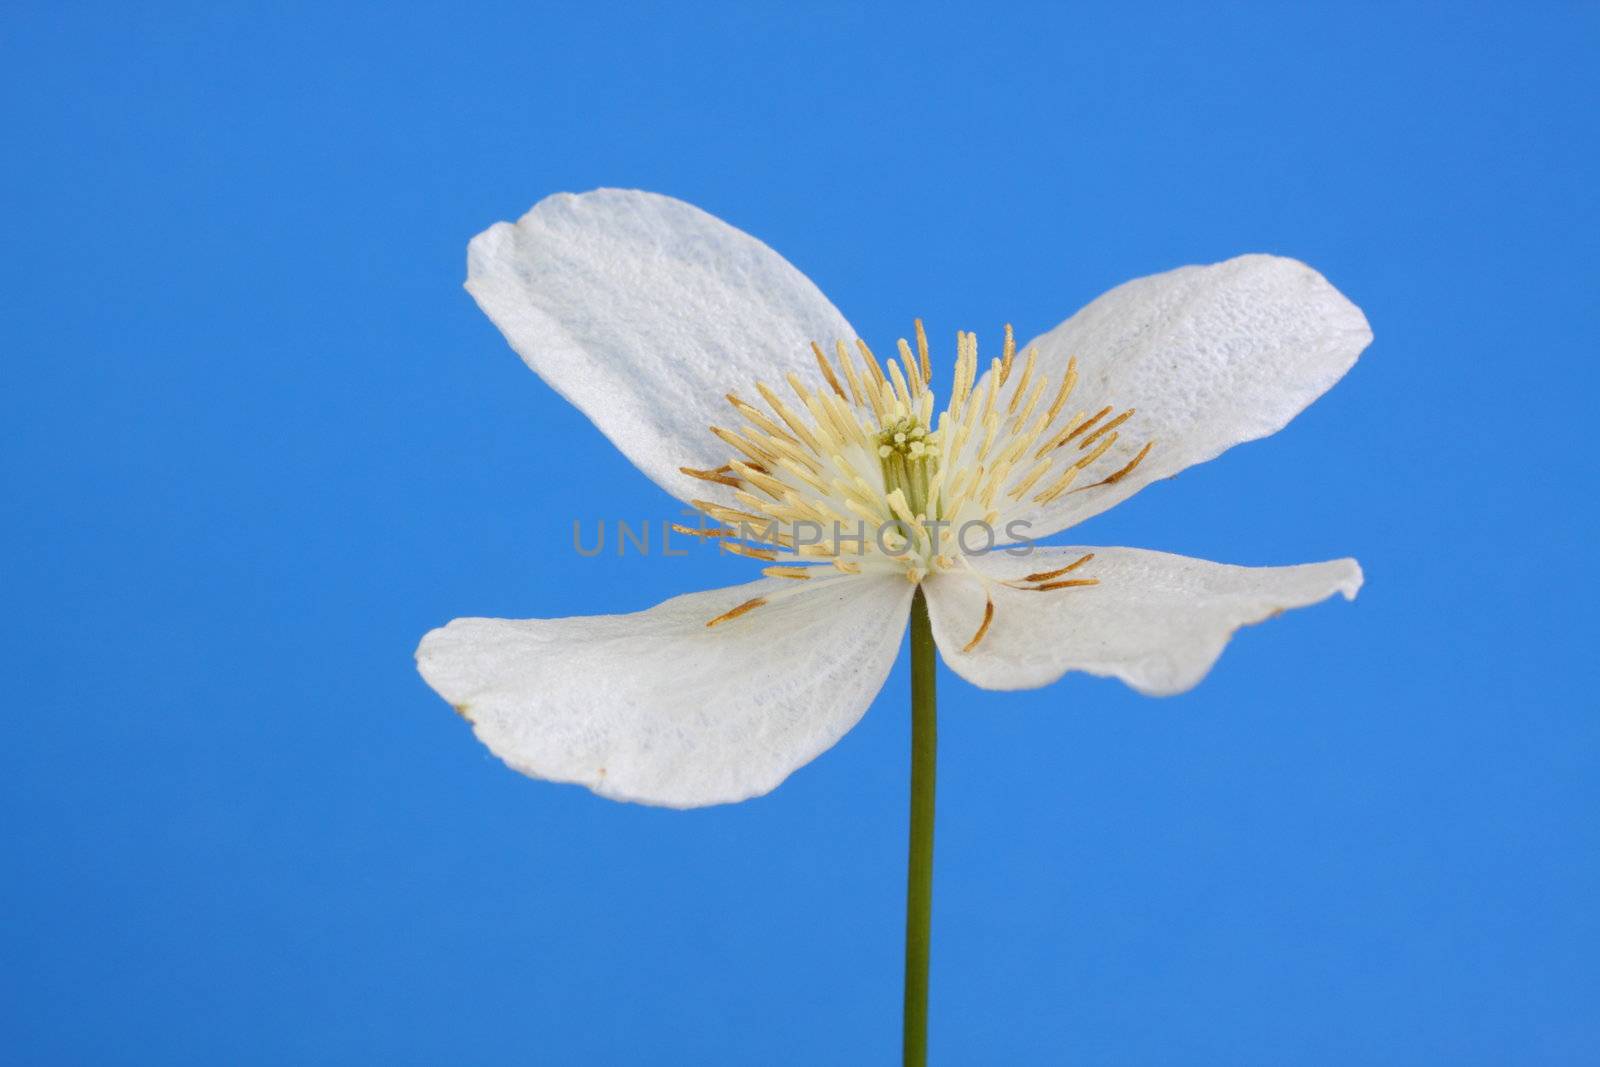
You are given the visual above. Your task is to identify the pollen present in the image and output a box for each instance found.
[689,321,1151,626]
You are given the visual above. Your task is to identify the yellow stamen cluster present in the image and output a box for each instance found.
[683,322,1154,635]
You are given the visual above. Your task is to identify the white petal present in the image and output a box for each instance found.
[416,575,913,808]
[1004,255,1371,540]
[923,547,1361,696]
[466,189,854,502]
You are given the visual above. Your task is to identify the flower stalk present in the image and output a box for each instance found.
[903,586,937,1066]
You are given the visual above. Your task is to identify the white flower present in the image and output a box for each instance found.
[417,189,1372,809]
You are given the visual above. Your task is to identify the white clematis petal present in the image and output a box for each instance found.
[1004,255,1372,540]
[923,546,1362,696]
[466,189,854,503]
[416,575,914,808]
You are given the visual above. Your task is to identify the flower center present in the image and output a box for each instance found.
[676,321,1155,624]
[875,410,941,519]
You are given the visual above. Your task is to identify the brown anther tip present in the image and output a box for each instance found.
[1101,440,1154,485]
[720,541,780,562]
[1079,408,1135,450]
[961,596,995,653]
[706,596,768,628]
[1073,439,1155,494]
[670,523,737,539]
[1064,405,1113,445]
[679,465,741,487]
[811,340,848,400]
[1032,578,1100,592]
[1022,553,1095,583]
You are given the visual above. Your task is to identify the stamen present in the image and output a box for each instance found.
[1071,432,1118,472]
[834,340,865,405]
[731,462,792,500]
[810,341,847,400]
[976,410,999,461]
[1006,458,1053,500]
[855,338,888,390]
[669,523,737,539]
[1022,553,1094,582]
[885,488,919,527]
[1035,410,1089,458]
[961,595,995,653]
[887,354,915,408]
[1042,357,1079,424]
[948,331,975,415]
[754,431,823,475]
[1032,464,1079,504]
[705,597,768,628]
[726,393,799,447]
[1008,369,1047,429]
[1086,440,1154,488]
[1032,578,1099,592]
[684,325,1145,590]
[914,318,932,385]
[691,499,777,533]
[980,364,1000,429]
[1006,347,1038,415]
[679,465,742,488]
[708,425,778,469]
[1079,408,1134,449]
[755,382,823,453]
[1062,405,1113,445]
[720,541,781,562]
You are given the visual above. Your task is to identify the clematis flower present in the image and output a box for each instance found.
[417,188,1371,811]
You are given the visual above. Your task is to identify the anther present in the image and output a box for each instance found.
[961,595,995,652]
[914,318,931,385]
[679,465,741,487]
[705,597,768,627]
[1095,441,1154,486]
[1079,408,1134,449]
[1062,405,1113,445]
[810,341,847,400]
[1032,578,1099,592]
[1022,553,1094,583]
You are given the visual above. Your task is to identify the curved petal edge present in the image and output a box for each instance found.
[465,188,854,503]
[417,575,913,807]
[1006,255,1373,539]
[923,546,1362,696]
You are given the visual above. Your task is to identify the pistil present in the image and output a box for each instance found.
[876,410,942,520]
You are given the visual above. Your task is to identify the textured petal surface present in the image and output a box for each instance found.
[466,189,854,503]
[416,575,913,808]
[924,546,1362,696]
[1003,255,1371,540]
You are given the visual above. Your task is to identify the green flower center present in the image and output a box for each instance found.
[876,413,941,520]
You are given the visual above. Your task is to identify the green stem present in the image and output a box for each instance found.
[903,587,937,1066]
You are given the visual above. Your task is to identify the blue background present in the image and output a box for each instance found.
[4,3,1596,1063]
